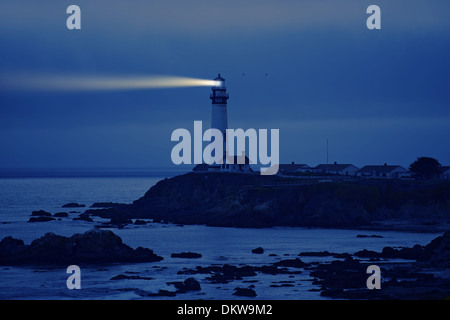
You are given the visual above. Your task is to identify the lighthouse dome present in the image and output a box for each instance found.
[214,74,225,82]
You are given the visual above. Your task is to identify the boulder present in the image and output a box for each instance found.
[381,246,397,258]
[354,249,381,258]
[397,245,424,260]
[233,287,257,297]
[273,258,308,268]
[28,216,55,223]
[182,277,201,291]
[298,251,351,259]
[62,203,85,208]
[419,231,450,267]
[171,252,202,259]
[73,214,94,222]
[31,210,52,217]
[310,257,369,291]
[53,212,69,218]
[167,277,201,293]
[299,251,333,257]
[110,274,153,280]
[251,247,264,254]
[0,229,163,265]
[90,202,128,208]
[0,237,27,259]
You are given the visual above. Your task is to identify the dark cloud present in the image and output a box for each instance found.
[0,1,449,168]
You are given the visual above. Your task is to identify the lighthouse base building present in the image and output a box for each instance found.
[193,155,252,173]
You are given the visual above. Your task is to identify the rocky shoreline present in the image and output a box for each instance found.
[0,229,449,299]
[310,231,450,299]
[2,172,449,299]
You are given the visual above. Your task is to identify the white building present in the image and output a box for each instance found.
[314,163,359,176]
[357,164,410,178]
[193,153,252,173]
[278,162,312,175]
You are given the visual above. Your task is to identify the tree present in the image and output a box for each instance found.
[409,157,441,180]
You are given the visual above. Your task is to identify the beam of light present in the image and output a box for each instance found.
[0,74,222,91]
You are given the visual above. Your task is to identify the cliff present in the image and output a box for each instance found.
[88,173,450,229]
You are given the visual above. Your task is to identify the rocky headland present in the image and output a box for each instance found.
[83,172,450,230]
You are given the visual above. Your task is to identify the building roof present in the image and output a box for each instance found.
[357,165,408,173]
[314,164,357,171]
[214,73,225,82]
[278,163,310,172]
[439,166,450,173]
[192,154,251,172]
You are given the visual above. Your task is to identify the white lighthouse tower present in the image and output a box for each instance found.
[193,74,251,173]
[210,74,229,143]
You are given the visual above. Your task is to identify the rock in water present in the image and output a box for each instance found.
[72,215,94,222]
[0,229,163,265]
[171,252,202,259]
[273,258,308,268]
[167,278,201,293]
[53,212,69,218]
[28,216,55,223]
[233,287,257,297]
[90,202,128,208]
[420,231,450,268]
[183,278,201,291]
[31,210,52,217]
[0,237,27,258]
[251,247,264,254]
[62,203,85,208]
[110,274,154,280]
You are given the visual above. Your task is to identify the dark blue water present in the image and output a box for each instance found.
[0,169,441,299]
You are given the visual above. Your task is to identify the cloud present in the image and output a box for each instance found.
[1,0,449,37]
[0,0,449,168]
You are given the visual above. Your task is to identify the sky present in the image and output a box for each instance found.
[0,0,449,169]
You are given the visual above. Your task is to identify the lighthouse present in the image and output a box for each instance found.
[192,74,252,173]
[210,74,229,147]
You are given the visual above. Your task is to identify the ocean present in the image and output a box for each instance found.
[0,170,441,300]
